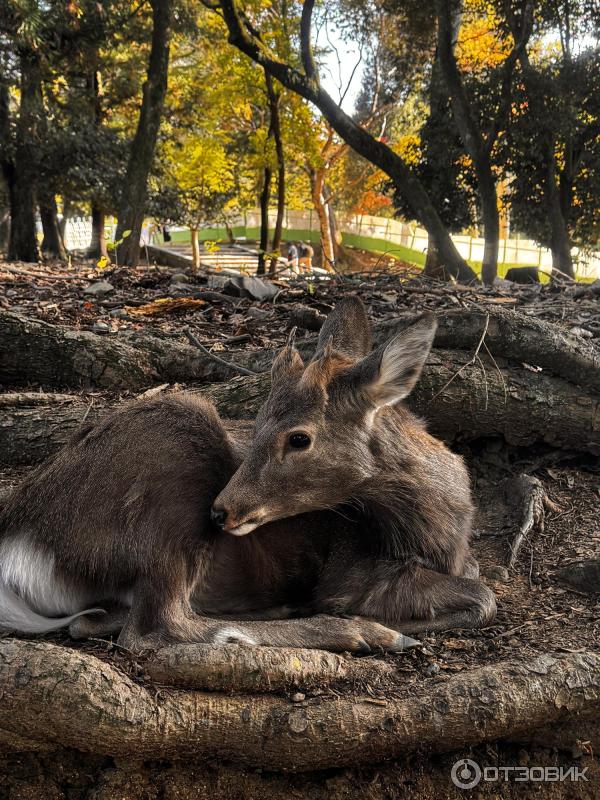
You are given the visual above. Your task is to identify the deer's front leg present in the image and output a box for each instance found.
[204,615,417,653]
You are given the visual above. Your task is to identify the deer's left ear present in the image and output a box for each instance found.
[272,336,304,385]
[350,314,437,408]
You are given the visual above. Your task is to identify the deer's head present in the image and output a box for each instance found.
[211,297,437,535]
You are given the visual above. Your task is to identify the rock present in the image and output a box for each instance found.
[109,308,127,318]
[290,692,306,703]
[222,275,279,301]
[84,281,114,297]
[92,322,110,335]
[483,565,510,582]
[588,279,600,295]
[245,307,271,321]
[556,559,600,594]
[425,663,440,676]
[170,272,189,284]
[569,326,594,339]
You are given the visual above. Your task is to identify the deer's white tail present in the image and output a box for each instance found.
[0,580,104,634]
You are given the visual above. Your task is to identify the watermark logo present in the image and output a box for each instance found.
[451,759,482,789]
[450,759,589,789]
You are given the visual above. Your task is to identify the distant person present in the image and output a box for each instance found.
[162,224,172,243]
[299,241,314,273]
[287,241,299,273]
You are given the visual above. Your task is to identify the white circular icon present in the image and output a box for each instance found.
[451,758,482,789]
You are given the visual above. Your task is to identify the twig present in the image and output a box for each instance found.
[428,313,490,404]
[185,330,259,377]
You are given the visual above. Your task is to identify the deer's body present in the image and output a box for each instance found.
[0,299,495,651]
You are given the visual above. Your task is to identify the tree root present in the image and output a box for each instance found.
[0,638,598,770]
[142,641,394,692]
[503,474,548,568]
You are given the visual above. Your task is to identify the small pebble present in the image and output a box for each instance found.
[291,692,305,703]
[425,663,440,676]
[92,321,110,334]
[483,565,510,582]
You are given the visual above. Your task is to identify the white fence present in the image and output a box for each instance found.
[64,211,600,279]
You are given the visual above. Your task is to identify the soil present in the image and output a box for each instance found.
[0,254,598,798]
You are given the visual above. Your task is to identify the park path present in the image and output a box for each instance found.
[162,242,262,273]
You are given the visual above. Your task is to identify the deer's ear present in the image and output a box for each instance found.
[352,314,437,408]
[272,343,304,384]
[313,297,372,362]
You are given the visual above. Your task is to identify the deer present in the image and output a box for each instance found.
[0,298,496,653]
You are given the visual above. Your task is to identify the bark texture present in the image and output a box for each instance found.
[1,308,599,465]
[115,0,172,267]
[0,639,597,770]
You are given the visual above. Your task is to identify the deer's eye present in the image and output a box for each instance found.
[288,432,311,450]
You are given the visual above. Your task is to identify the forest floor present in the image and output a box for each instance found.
[0,253,599,798]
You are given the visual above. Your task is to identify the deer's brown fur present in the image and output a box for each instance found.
[0,298,495,652]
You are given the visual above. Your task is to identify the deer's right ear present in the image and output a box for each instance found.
[313,297,372,362]
[350,314,437,408]
[272,342,304,384]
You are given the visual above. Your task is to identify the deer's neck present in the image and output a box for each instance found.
[353,408,472,573]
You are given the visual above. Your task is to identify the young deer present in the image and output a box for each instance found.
[0,299,495,652]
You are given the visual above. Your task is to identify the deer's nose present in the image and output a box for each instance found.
[211,507,227,530]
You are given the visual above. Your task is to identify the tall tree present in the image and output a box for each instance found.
[205,0,479,283]
[115,0,172,267]
[506,0,599,279]
[435,0,533,285]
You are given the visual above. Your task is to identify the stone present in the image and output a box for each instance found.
[290,692,306,703]
[483,565,510,582]
[222,275,279,301]
[556,559,600,594]
[170,272,189,284]
[84,281,114,297]
[92,322,110,334]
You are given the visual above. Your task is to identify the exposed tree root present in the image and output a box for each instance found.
[142,641,394,692]
[0,639,598,770]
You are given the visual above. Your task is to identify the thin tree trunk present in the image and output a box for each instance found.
[424,237,447,280]
[436,0,500,286]
[546,143,574,279]
[190,226,200,271]
[479,176,500,286]
[266,74,285,276]
[257,166,271,276]
[115,0,172,268]
[39,191,66,260]
[309,167,335,271]
[88,204,108,259]
[8,50,41,263]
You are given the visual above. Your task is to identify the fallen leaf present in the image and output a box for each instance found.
[125,297,206,317]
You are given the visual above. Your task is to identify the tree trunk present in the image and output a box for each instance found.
[423,237,447,280]
[190,226,200,271]
[479,174,500,286]
[257,165,271,276]
[436,0,500,286]
[309,167,335,271]
[39,191,67,260]
[217,0,478,284]
[115,0,172,268]
[266,73,285,275]
[88,203,108,259]
[546,143,574,279]
[7,50,41,264]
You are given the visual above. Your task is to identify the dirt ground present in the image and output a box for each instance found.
[0,254,598,799]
